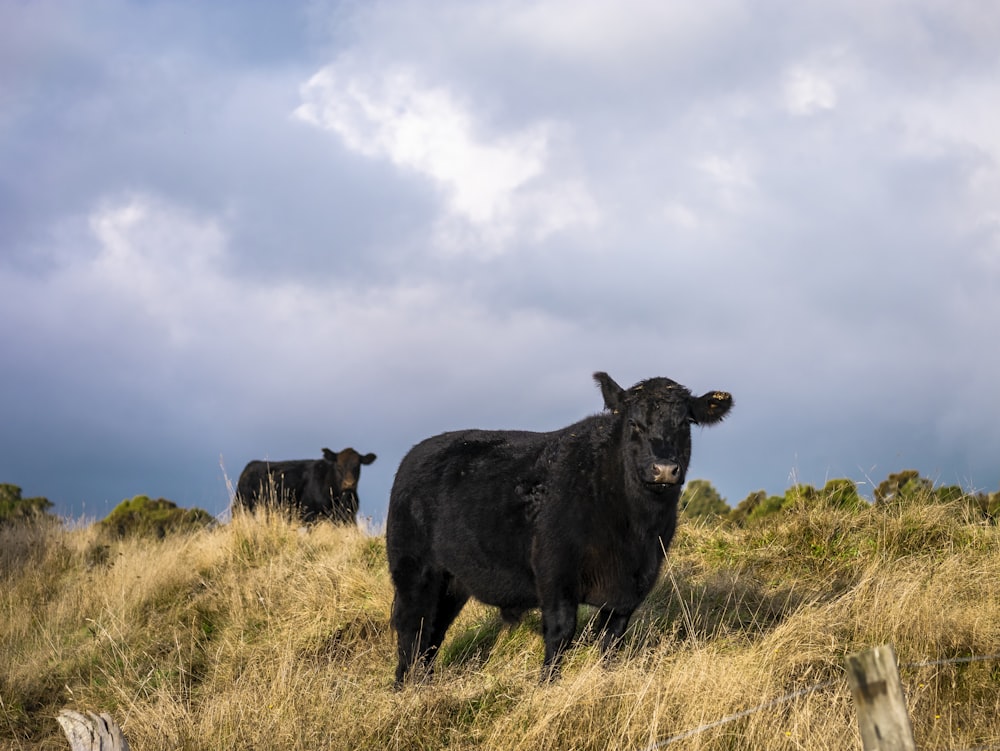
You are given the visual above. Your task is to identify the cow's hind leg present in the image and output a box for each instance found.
[391,559,444,688]
[391,564,469,687]
[425,574,469,667]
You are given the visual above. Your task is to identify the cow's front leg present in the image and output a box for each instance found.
[540,598,577,681]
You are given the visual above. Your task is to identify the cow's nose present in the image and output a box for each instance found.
[652,462,681,484]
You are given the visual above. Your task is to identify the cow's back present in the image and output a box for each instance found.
[388,428,552,518]
[235,459,315,511]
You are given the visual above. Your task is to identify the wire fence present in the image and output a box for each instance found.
[642,652,1000,751]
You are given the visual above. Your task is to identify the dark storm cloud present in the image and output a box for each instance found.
[1,0,999,522]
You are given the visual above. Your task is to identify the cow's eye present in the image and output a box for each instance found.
[628,418,646,436]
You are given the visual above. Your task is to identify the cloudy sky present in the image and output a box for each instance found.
[2,0,998,524]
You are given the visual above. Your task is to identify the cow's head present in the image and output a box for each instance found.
[594,372,731,496]
[321,447,377,518]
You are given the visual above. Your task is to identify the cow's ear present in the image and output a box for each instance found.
[690,391,733,425]
[594,372,626,413]
[361,452,376,465]
[322,448,338,461]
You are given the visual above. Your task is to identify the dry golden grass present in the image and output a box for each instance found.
[3,498,1000,750]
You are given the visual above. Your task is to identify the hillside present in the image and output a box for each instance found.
[3,496,1000,750]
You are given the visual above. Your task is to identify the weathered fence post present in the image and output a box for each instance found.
[56,710,130,751]
[844,644,916,751]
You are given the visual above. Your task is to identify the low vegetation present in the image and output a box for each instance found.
[0,484,54,527]
[97,495,215,540]
[682,471,1000,525]
[3,475,1000,750]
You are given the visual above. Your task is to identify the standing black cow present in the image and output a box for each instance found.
[386,372,731,685]
[235,447,376,524]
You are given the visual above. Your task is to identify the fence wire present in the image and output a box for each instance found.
[641,652,1000,751]
[643,678,841,748]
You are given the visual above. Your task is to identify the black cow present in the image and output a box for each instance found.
[235,447,376,524]
[386,372,731,685]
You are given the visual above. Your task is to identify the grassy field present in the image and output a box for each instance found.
[3,495,1000,750]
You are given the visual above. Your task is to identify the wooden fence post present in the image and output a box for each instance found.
[56,710,130,751]
[844,644,916,751]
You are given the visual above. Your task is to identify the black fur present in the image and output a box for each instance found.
[235,447,376,524]
[386,372,731,685]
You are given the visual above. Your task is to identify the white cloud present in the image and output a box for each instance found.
[16,194,316,362]
[780,47,861,117]
[294,64,545,223]
[893,78,1000,272]
[496,0,742,68]
[783,66,837,115]
[661,202,700,230]
[695,153,758,215]
[82,195,229,346]
[520,179,600,242]
[294,61,598,254]
[698,154,753,189]
[23,193,597,399]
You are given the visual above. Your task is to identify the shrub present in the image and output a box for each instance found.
[729,489,786,525]
[680,479,729,519]
[98,495,214,539]
[782,483,819,510]
[966,490,1000,523]
[874,469,933,505]
[818,478,866,511]
[0,484,54,526]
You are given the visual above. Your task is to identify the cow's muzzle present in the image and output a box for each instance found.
[648,462,682,486]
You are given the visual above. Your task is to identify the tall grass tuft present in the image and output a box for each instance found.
[3,489,1000,750]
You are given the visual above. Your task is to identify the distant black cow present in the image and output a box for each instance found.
[235,447,376,524]
[386,372,731,685]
